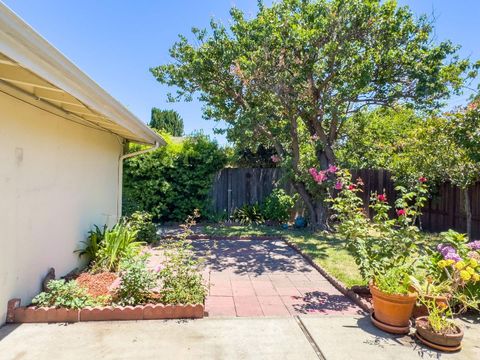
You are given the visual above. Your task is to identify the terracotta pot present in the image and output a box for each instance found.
[415,316,463,351]
[412,295,449,319]
[369,281,417,327]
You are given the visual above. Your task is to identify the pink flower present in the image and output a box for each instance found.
[154,265,163,273]
[309,168,327,184]
[377,194,387,202]
[356,177,364,186]
[419,176,427,183]
[397,209,406,217]
[348,184,356,191]
[327,165,338,173]
[334,182,343,190]
[271,155,281,163]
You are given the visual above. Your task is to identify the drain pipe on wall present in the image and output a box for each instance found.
[117,141,160,221]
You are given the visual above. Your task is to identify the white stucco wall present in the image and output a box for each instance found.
[0,91,123,323]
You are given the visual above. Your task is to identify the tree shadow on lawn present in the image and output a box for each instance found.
[191,239,314,276]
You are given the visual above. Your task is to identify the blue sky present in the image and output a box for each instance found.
[4,0,479,145]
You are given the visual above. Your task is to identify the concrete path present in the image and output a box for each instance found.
[1,316,478,359]
[191,239,361,317]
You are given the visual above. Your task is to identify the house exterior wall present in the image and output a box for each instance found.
[0,91,123,323]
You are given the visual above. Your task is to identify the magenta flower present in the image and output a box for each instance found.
[419,176,427,183]
[327,165,338,173]
[348,184,356,191]
[377,194,387,202]
[334,182,343,190]
[309,168,327,184]
[396,209,406,216]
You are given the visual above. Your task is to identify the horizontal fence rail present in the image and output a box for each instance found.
[211,167,480,237]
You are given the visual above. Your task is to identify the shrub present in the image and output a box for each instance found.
[330,169,428,281]
[94,222,144,272]
[123,133,227,222]
[32,280,107,309]
[231,204,264,225]
[75,224,107,263]
[115,257,160,306]
[127,211,157,243]
[262,189,296,223]
[159,210,207,305]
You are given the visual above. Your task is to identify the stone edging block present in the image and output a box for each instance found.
[6,299,204,323]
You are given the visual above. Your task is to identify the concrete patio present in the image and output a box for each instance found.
[1,315,478,359]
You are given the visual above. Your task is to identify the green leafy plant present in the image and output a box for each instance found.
[115,256,160,306]
[159,210,207,305]
[422,299,457,335]
[231,204,264,225]
[75,224,107,262]
[127,211,157,244]
[261,189,296,223]
[32,280,107,309]
[374,267,412,295]
[94,222,144,272]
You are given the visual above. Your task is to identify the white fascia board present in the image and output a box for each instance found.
[0,2,164,146]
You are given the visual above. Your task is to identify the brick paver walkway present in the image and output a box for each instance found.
[192,239,362,317]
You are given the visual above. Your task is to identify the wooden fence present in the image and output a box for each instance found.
[211,167,480,237]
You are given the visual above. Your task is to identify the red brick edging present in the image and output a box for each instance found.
[6,299,204,323]
[282,238,372,313]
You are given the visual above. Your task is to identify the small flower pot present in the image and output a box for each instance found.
[369,282,417,333]
[415,316,463,352]
[412,295,449,319]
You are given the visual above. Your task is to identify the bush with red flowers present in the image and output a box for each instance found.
[330,170,429,281]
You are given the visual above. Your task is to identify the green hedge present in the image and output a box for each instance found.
[123,132,227,222]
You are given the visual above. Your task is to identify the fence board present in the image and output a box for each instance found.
[211,168,480,237]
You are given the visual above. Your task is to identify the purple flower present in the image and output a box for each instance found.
[334,182,343,190]
[437,244,462,262]
[467,240,480,250]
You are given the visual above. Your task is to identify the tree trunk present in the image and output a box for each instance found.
[292,181,328,231]
[464,188,472,240]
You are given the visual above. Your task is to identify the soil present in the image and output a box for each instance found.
[416,317,460,336]
[76,272,118,298]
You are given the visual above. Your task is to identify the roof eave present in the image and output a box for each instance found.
[0,2,164,146]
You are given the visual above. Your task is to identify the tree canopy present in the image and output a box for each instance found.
[151,0,476,228]
[149,108,184,136]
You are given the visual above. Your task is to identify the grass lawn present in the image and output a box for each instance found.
[202,224,365,288]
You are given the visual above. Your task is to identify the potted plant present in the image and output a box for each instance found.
[409,276,450,318]
[330,172,429,334]
[415,300,463,352]
[369,267,417,334]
